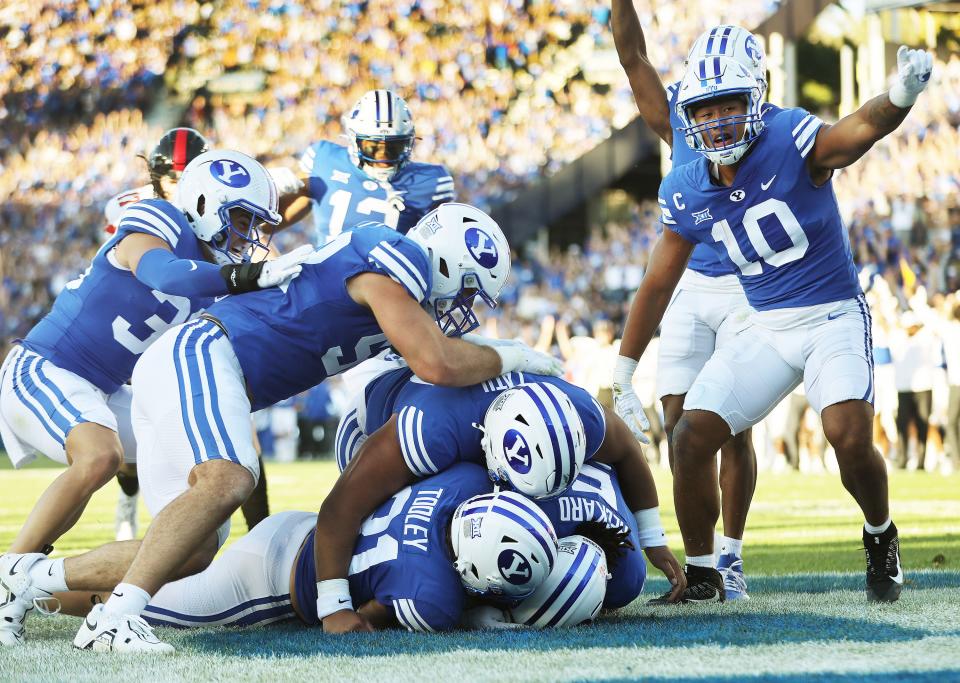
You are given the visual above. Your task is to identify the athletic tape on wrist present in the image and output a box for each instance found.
[316,578,353,621]
[634,507,667,548]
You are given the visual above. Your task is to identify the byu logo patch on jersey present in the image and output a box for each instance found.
[498,549,532,584]
[729,189,746,202]
[465,228,499,268]
[211,160,251,188]
[693,208,713,225]
[503,429,532,474]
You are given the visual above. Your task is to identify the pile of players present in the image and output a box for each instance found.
[0,5,934,654]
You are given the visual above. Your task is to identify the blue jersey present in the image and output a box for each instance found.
[22,199,211,394]
[535,463,646,609]
[208,225,431,411]
[359,368,606,478]
[658,106,861,311]
[295,463,490,631]
[299,141,454,243]
[666,81,782,278]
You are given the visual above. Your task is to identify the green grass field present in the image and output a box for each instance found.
[0,460,958,681]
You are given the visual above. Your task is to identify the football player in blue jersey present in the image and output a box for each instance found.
[612,2,780,600]
[618,47,934,603]
[532,463,648,610]
[317,367,685,633]
[0,149,314,647]
[42,464,557,635]
[11,203,559,652]
[275,89,455,243]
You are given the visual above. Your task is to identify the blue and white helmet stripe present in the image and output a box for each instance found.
[451,489,559,602]
[512,536,608,629]
[481,382,586,499]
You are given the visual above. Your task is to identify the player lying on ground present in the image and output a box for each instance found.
[317,366,684,633]
[0,203,563,653]
[618,47,933,603]
[611,2,780,601]
[0,149,314,647]
[49,464,567,633]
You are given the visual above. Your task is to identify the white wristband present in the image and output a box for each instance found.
[634,507,667,548]
[315,578,353,621]
[614,355,639,385]
[888,84,917,109]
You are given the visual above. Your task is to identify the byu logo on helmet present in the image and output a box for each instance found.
[745,35,762,64]
[502,429,532,474]
[210,159,251,188]
[498,549,532,585]
[465,228,499,269]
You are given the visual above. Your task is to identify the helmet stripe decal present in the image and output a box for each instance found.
[519,384,569,492]
[374,90,382,123]
[538,384,576,479]
[718,26,732,54]
[524,540,592,625]
[546,545,601,627]
[386,91,393,124]
[173,129,188,171]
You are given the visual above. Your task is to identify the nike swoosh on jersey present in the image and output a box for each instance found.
[826,311,845,320]
[188,261,198,271]
[213,295,230,302]
[761,175,777,190]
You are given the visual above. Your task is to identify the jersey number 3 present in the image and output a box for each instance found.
[711,198,809,276]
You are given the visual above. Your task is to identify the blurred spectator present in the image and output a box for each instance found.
[891,312,941,470]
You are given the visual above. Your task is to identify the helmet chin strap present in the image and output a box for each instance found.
[362,162,397,183]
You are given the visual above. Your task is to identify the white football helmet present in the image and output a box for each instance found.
[481,383,587,499]
[511,536,608,628]
[676,55,765,166]
[342,89,416,182]
[175,150,281,265]
[406,202,510,336]
[451,489,558,603]
[686,25,767,96]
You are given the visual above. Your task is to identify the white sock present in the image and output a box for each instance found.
[864,518,892,535]
[686,554,715,569]
[28,558,68,594]
[103,583,151,619]
[719,536,743,557]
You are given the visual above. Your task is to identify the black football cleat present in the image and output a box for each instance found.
[647,564,725,605]
[864,522,904,603]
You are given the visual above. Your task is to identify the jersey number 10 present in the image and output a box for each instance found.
[710,198,809,275]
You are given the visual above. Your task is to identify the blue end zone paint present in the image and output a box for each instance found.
[642,570,960,595]
[183,612,931,658]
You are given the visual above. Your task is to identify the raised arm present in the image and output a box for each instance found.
[611,0,672,144]
[809,47,932,177]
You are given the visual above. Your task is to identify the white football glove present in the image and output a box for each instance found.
[462,334,564,377]
[889,45,933,108]
[494,344,564,377]
[460,606,523,630]
[256,244,315,289]
[612,355,650,445]
[267,166,304,196]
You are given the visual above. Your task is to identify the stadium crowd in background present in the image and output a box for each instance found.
[0,2,957,473]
